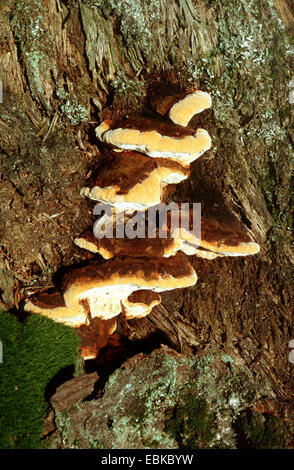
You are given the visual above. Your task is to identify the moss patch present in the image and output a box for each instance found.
[165,383,216,449]
[0,310,80,449]
[234,409,290,449]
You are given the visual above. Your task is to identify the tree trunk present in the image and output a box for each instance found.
[0,0,293,406]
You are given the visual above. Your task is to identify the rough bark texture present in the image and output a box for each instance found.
[0,0,294,426]
[46,346,293,449]
[50,371,98,411]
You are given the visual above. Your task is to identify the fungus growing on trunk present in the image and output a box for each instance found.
[168,91,212,127]
[150,81,211,125]
[74,226,180,259]
[74,205,260,260]
[80,150,189,210]
[122,290,162,319]
[174,219,260,258]
[24,84,260,362]
[24,290,87,327]
[95,116,211,166]
[25,253,197,324]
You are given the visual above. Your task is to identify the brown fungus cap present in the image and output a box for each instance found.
[61,253,196,320]
[122,290,162,319]
[80,150,189,210]
[170,207,260,258]
[149,81,211,125]
[74,227,180,260]
[25,254,196,323]
[95,117,211,167]
[61,253,196,304]
[75,205,260,260]
[24,290,88,327]
[74,211,182,259]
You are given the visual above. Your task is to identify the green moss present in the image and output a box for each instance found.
[0,310,80,449]
[234,410,290,449]
[165,383,216,449]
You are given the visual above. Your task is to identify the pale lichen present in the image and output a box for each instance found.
[46,349,273,449]
[60,97,89,126]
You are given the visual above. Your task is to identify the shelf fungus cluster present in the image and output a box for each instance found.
[24,88,260,360]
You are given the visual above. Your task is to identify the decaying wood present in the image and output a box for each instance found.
[50,371,99,411]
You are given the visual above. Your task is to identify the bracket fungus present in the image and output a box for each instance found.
[150,82,211,124]
[122,290,162,319]
[74,225,182,259]
[95,116,211,167]
[168,90,212,127]
[24,84,260,360]
[74,205,260,260]
[80,150,189,210]
[24,290,87,327]
[25,253,196,323]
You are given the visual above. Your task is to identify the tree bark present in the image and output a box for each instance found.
[0,0,293,402]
